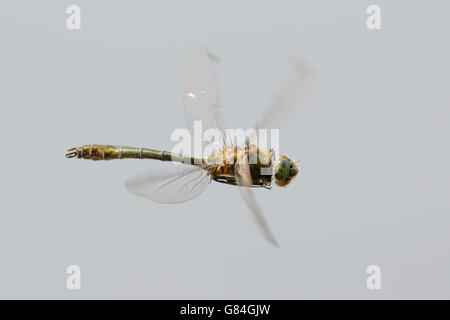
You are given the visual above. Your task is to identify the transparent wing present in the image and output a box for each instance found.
[250,55,315,142]
[184,46,278,246]
[235,149,279,248]
[125,165,211,204]
[184,45,228,145]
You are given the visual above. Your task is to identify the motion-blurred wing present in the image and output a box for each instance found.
[184,46,228,145]
[235,150,279,247]
[251,55,315,141]
[125,165,211,204]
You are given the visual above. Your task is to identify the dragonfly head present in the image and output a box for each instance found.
[274,155,299,187]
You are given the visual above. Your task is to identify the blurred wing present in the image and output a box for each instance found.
[125,165,211,204]
[184,45,228,144]
[239,187,279,248]
[252,55,315,137]
[235,151,279,247]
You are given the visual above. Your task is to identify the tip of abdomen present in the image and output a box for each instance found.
[65,147,80,158]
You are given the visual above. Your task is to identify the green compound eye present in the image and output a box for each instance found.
[275,158,290,181]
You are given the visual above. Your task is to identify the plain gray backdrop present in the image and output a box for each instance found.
[0,1,449,299]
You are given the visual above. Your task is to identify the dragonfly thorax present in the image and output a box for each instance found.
[208,145,274,188]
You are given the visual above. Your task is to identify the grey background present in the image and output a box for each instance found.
[0,0,449,299]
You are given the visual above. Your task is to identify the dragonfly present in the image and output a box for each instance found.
[66,46,312,247]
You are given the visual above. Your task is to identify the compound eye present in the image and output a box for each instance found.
[275,159,290,181]
[280,158,290,166]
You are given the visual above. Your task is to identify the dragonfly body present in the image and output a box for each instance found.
[66,46,311,247]
[66,144,276,188]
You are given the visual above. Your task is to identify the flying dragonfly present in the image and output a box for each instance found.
[66,46,313,247]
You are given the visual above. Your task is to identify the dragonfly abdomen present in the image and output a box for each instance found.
[65,144,205,165]
[66,145,156,161]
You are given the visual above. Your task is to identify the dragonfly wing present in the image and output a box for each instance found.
[238,187,279,248]
[251,55,315,138]
[125,165,211,204]
[235,151,279,247]
[184,46,228,145]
